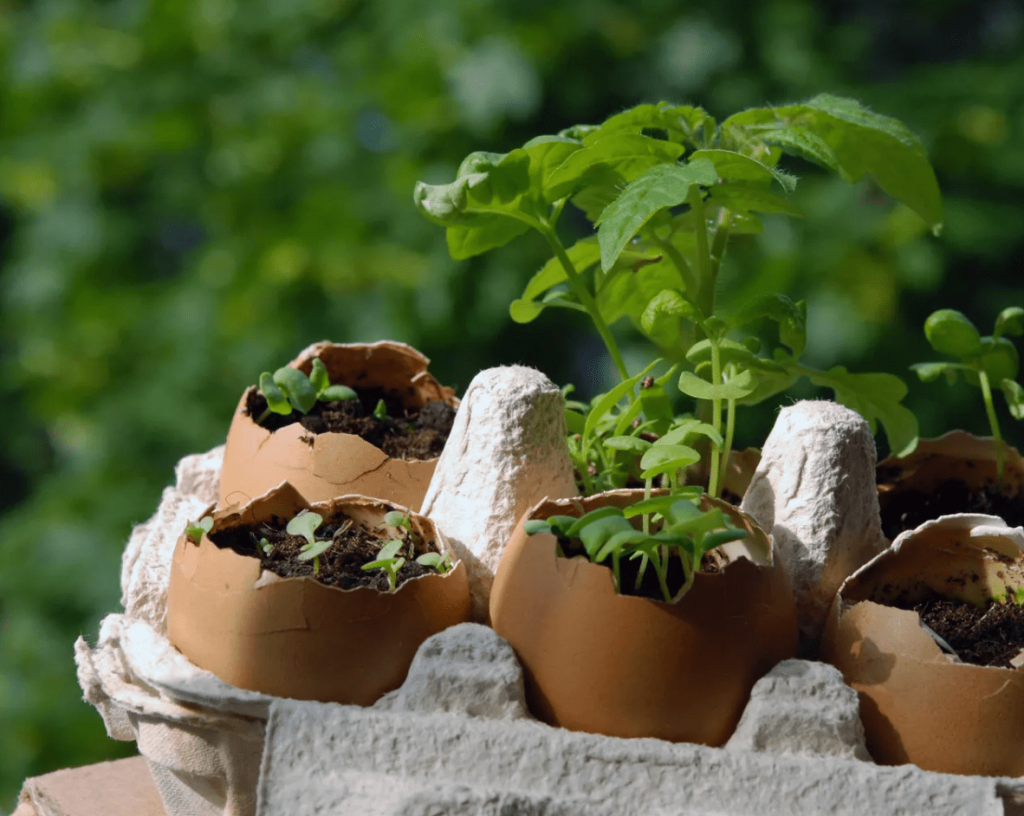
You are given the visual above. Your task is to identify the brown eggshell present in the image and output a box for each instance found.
[166,482,472,705]
[877,431,1024,505]
[489,490,798,745]
[822,514,1024,775]
[218,341,458,510]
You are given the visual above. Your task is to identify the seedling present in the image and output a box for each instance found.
[256,357,358,425]
[185,516,213,544]
[362,539,406,591]
[417,96,941,496]
[373,398,389,422]
[525,495,746,603]
[415,550,453,573]
[288,510,337,576]
[911,307,1024,483]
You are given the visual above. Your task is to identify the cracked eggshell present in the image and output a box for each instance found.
[218,341,458,510]
[489,490,798,746]
[877,432,1024,520]
[166,481,471,705]
[822,514,1024,776]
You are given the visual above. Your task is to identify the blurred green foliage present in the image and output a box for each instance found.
[0,0,1022,808]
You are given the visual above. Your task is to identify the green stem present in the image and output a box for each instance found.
[656,551,672,603]
[978,369,1006,486]
[709,210,732,281]
[708,339,724,499]
[538,221,630,383]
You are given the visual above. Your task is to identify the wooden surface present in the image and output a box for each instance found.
[17,757,164,816]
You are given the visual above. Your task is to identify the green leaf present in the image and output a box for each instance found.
[259,372,292,416]
[374,539,405,562]
[583,360,660,448]
[565,408,585,435]
[287,511,324,547]
[911,362,962,384]
[639,289,705,351]
[297,538,333,562]
[309,358,330,395]
[185,516,213,543]
[805,366,919,457]
[582,102,715,147]
[546,134,685,201]
[659,418,724,448]
[274,367,318,414]
[510,237,660,324]
[604,436,653,454]
[994,307,1024,340]
[1001,379,1024,420]
[320,384,357,402]
[723,94,943,233]
[978,337,1019,383]
[373,399,388,420]
[639,444,701,478]
[678,369,756,401]
[595,256,690,329]
[709,183,803,218]
[524,519,553,536]
[596,159,718,272]
[689,149,797,192]
[578,514,635,560]
[924,309,983,358]
[414,148,541,260]
[736,294,807,357]
[748,126,841,175]
[384,510,410,528]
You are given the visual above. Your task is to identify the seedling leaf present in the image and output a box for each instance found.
[1000,379,1024,420]
[310,358,330,394]
[678,369,756,401]
[185,516,213,543]
[259,372,292,416]
[320,384,357,402]
[286,511,323,546]
[994,307,1024,340]
[924,309,983,357]
[274,366,318,414]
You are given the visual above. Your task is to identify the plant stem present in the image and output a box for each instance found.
[978,369,1006,485]
[709,210,732,281]
[708,339,724,499]
[538,221,630,383]
[719,391,737,499]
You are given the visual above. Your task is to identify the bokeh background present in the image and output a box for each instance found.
[1,0,1022,808]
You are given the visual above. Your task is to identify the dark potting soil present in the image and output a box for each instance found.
[209,511,443,591]
[878,478,1024,541]
[244,386,456,460]
[558,536,724,602]
[889,594,1024,669]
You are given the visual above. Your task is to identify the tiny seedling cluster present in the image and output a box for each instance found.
[256,358,358,425]
[526,493,747,603]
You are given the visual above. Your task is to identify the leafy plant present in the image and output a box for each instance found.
[525,494,747,603]
[185,516,213,544]
[911,307,1024,482]
[361,539,406,591]
[287,510,339,576]
[416,95,941,495]
[256,357,358,425]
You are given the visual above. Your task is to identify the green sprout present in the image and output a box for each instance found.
[415,550,453,573]
[525,496,746,603]
[911,307,1024,483]
[362,539,406,591]
[259,537,273,555]
[185,515,213,544]
[256,357,358,425]
[417,96,940,497]
[373,398,389,422]
[288,510,336,576]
